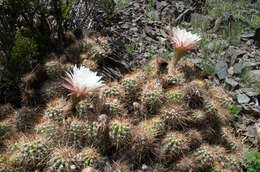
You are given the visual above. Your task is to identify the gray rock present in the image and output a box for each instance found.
[243,61,260,68]
[240,88,260,97]
[233,62,244,74]
[215,60,228,80]
[237,93,250,104]
[233,61,260,74]
[225,78,239,87]
[248,70,260,82]
[254,120,260,144]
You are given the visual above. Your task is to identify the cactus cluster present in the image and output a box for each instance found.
[103,86,120,98]
[76,99,94,119]
[47,108,63,122]
[76,147,101,168]
[48,148,77,172]
[64,119,85,146]
[160,132,189,160]
[109,119,130,147]
[36,122,61,144]
[122,79,141,102]
[102,98,122,116]
[194,145,214,169]
[21,139,48,167]
[142,90,163,113]
[0,35,247,171]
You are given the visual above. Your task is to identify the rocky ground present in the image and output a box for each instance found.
[0,0,260,171]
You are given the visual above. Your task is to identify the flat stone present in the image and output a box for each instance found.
[225,78,239,87]
[241,88,260,97]
[237,93,250,104]
[243,61,260,68]
[215,60,228,80]
[246,125,256,137]
[248,70,260,82]
[233,62,243,74]
[255,120,260,144]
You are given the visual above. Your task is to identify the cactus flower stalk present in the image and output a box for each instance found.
[169,27,200,67]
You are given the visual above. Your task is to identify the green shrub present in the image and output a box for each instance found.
[99,0,116,18]
[243,151,260,172]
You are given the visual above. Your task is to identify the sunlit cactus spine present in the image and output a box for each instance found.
[48,147,77,172]
[166,90,183,103]
[20,139,48,168]
[0,120,12,140]
[8,151,23,168]
[194,145,215,170]
[190,79,208,90]
[142,80,163,114]
[139,116,165,137]
[204,100,223,125]
[219,154,240,171]
[159,131,189,161]
[85,120,108,150]
[109,118,131,148]
[46,108,63,123]
[7,137,48,170]
[85,121,99,144]
[102,85,121,98]
[40,81,66,102]
[102,98,123,116]
[82,59,98,71]
[130,125,157,161]
[121,78,141,102]
[186,129,203,149]
[161,74,179,89]
[35,122,62,145]
[214,147,241,171]
[175,156,197,172]
[161,108,189,129]
[76,147,102,168]
[62,63,74,73]
[64,118,85,147]
[88,44,106,61]
[183,85,204,109]
[44,98,67,124]
[111,161,132,172]
[76,99,94,120]
[188,110,207,126]
[220,127,239,152]
[142,90,163,114]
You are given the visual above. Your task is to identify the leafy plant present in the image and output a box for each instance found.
[99,0,116,18]
[227,104,241,119]
[221,21,243,46]
[2,32,38,84]
[243,151,260,172]
[124,42,135,54]
[143,65,150,72]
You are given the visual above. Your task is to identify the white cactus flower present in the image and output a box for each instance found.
[63,65,104,98]
[170,27,201,51]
